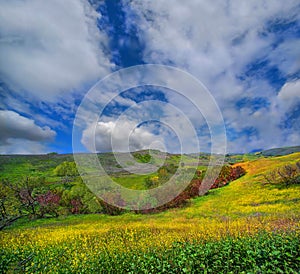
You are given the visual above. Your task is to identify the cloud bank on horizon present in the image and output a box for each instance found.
[0,0,299,154]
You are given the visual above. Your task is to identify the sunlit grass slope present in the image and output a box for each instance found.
[2,152,300,237]
[1,153,299,272]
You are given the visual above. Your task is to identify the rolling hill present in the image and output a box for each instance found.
[0,152,299,272]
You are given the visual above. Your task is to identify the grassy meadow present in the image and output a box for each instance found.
[0,152,300,273]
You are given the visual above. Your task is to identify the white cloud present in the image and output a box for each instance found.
[79,95,205,154]
[126,0,298,75]
[81,119,162,153]
[0,0,112,102]
[0,110,56,142]
[0,110,56,154]
[277,80,300,102]
[75,65,226,154]
[225,80,300,152]
[269,39,300,77]
[123,0,300,152]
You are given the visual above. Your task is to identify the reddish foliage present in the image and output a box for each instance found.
[140,165,246,214]
[99,193,125,215]
[36,191,60,207]
[36,191,61,217]
[211,165,246,189]
[70,199,83,214]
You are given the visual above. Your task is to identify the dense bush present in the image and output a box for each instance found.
[263,162,300,186]
[36,191,61,217]
[141,165,246,213]
[0,177,104,229]
[145,164,178,189]
[53,161,79,177]
[210,165,246,189]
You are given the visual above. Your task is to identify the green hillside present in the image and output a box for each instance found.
[260,146,300,156]
[0,152,299,272]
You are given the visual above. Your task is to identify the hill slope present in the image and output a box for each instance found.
[260,146,300,156]
[3,152,300,231]
[1,153,299,272]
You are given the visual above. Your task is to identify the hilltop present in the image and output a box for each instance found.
[259,146,300,156]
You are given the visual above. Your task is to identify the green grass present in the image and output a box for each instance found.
[1,152,300,273]
[0,154,73,181]
[112,174,151,190]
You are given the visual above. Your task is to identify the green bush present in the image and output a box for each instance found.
[133,153,152,163]
[53,161,79,177]
[60,181,103,214]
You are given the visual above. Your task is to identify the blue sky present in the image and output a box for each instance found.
[0,0,300,154]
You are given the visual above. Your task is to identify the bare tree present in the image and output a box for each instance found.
[263,161,300,186]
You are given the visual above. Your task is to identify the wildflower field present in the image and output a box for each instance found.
[1,153,300,273]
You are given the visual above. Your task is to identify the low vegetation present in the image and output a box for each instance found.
[0,153,246,228]
[1,228,299,273]
[0,151,299,272]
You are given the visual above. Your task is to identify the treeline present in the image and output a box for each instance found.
[140,164,246,213]
[0,161,246,229]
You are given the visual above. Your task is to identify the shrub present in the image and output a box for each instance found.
[53,162,79,177]
[140,165,246,213]
[211,165,246,189]
[133,153,152,163]
[263,162,300,186]
[60,181,103,215]
[1,231,299,273]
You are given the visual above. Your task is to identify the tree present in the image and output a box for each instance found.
[60,180,103,214]
[3,177,46,218]
[0,180,21,229]
[14,177,45,217]
[53,161,79,177]
[0,180,11,220]
[36,191,61,217]
[0,177,45,230]
[263,162,300,186]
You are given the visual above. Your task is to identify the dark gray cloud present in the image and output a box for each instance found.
[0,110,56,153]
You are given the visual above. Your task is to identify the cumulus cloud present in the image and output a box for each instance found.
[225,80,300,152]
[82,119,163,153]
[76,78,206,154]
[123,0,300,152]
[0,110,56,154]
[0,0,112,102]
[269,39,300,77]
[2,0,299,154]
[277,80,300,103]
[125,0,298,77]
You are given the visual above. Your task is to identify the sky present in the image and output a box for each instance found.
[0,0,300,154]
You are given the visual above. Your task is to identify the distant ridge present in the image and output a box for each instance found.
[260,146,300,156]
[2,146,300,158]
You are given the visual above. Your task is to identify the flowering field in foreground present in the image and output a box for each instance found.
[1,153,300,273]
[1,224,299,273]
